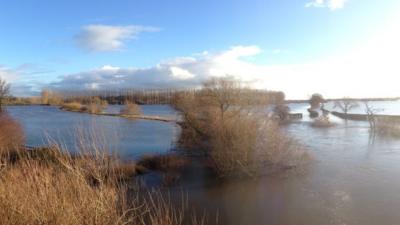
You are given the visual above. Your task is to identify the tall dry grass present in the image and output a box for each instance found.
[0,119,204,225]
[174,77,309,178]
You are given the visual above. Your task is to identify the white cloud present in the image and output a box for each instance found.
[170,67,195,80]
[305,0,347,11]
[75,24,160,52]
[0,66,19,82]
[52,13,400,101]
[0,64,56,96]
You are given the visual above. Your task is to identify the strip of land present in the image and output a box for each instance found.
[59,107,177,122]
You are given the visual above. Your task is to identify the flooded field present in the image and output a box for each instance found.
[7,105,180,159]
[7,100,400,225]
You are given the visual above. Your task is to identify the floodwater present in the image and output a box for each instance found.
[176,100,400,225]
[7,100,400,225]
[7,105,180,159]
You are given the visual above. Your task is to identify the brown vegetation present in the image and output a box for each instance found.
[0,78,11,112]
[174,77,309,178]
[61,102,85,112]
[0,123,204,225]
[61,97,108,114]
[0,113,25,155]
[120,101,142,115]
[41,89,63,105]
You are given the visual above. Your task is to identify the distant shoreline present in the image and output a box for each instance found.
[5,96,400,107]
[285,97,400,104]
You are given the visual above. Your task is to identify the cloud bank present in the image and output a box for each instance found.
[50,38,400,99]
[75,24,160,52]
[305,0,348,11]
[0,64,54,96]
[50,46,268,91]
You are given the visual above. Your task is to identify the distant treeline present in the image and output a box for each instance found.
[59,88,286,105]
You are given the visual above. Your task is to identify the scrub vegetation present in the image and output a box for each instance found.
[0,113,204,225]
[174,77,310,178]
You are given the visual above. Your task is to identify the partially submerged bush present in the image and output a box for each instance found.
[120,101,142,115]
[174,77,309,178]
[208,116,309,177]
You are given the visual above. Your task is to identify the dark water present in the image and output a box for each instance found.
[7,101,400,225]
[7,105,180,159]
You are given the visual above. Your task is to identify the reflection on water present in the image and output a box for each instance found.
[175,101,400,225]
[7,105,180,159]
[7,101,400,225]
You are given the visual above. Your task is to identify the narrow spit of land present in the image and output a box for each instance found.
[59,107,178,122]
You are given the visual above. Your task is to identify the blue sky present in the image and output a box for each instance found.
[1,0,400,99]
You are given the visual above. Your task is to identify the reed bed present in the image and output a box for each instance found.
[0,114,204,225]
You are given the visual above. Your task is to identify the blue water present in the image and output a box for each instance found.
[7,105,180,159]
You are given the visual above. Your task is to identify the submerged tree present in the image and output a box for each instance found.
[364,101,381,132]
[334,97,359,116]
[309,93,324,109]
[0,78,10,112]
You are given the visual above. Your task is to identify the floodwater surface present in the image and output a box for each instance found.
[7,100,400,225]
[7,105,180,159]
[175,100,400,225]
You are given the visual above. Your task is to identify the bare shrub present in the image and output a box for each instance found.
[41,89,63,105]
[174,77,309,178]
[120,101,142,115]
[0,113,25,154]
[0,78,11,112]
[85,97,108,114]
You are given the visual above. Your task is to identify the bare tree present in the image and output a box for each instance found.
[0,78,11,112]
[364,101,381,132]
[334,97,359,117]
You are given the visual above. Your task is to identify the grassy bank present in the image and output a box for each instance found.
[0,113,204,225]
